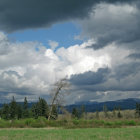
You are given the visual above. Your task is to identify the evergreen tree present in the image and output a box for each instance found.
[17,104,22,119]
[23,97,29,118]
[0,109,1,118]
[103,104,108,118]
[38,98,49,117]
[31,98,49,119]
[135,103,140,117]
[31,104,39,119]
[72,107,79,119]
[1,104,10,120]
[9,96,18,119]
[117,110,122,118]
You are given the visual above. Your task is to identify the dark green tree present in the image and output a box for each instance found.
[72,107,79,119]
[23,97,29,118]
[0,109,1,118]
[135,103,140,117]
[9,96,18,119]
[31,98,49,119]
[117,110,122,118]
[17,104,23,119]
[103,104,108,118]
[38,98,49,117]
[31,104,39,119]
[1,104,10,120]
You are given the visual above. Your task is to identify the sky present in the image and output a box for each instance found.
[0,0,140,104]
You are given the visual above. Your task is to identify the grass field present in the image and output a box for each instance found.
[0,127,140,140]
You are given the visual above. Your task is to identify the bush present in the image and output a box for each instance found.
[104,121,114,127]
[124,120,136,126]
[24,118,35,126]
[94,120,105,126]
[73,119,80,125]
[114,121,123,126]
[30,122,46,128]
[0,120,11,128]
[11,120,25,128]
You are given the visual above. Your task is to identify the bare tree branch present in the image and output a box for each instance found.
[48,78,70,121]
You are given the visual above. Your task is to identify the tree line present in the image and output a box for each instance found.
[0,97,57,120]
[0,96,140,120]
[71,104,140,119]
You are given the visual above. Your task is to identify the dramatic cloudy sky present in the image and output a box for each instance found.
[0,0,140,104]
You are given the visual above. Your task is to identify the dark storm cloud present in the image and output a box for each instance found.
[70,68,110,86]
[114,62,140,80]
[128,53,140,60]
[90,30,140,50]
[78,0,140,49]
[70,61,140,92]
[0,0,134,32]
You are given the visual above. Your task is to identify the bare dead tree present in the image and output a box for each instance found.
[48,78,70,121]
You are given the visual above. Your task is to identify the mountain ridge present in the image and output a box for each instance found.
[65,98,140,112]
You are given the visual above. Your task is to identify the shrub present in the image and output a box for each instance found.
[30,119,46,128]
[73,119,80,125]
[94,120,105,126]
[114,121,123,126]
[104,121,114,127]
[11,120,25,128]
[0,120,11,128]
[124,120,136,126]
[24,118,35,126]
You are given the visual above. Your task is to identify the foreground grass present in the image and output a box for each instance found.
[0,118,140,128]
[0,127,140,140]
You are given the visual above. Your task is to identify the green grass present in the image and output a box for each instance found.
[0,127,140,140]
[0,118,140,128]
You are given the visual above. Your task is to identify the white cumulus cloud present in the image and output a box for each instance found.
[0,31,135,103]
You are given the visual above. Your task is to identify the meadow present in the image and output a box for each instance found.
[0,118,140,128]
[0,127,140,140]
[1,97,140,140]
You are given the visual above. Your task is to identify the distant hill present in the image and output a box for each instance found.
[65,98,140,112]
